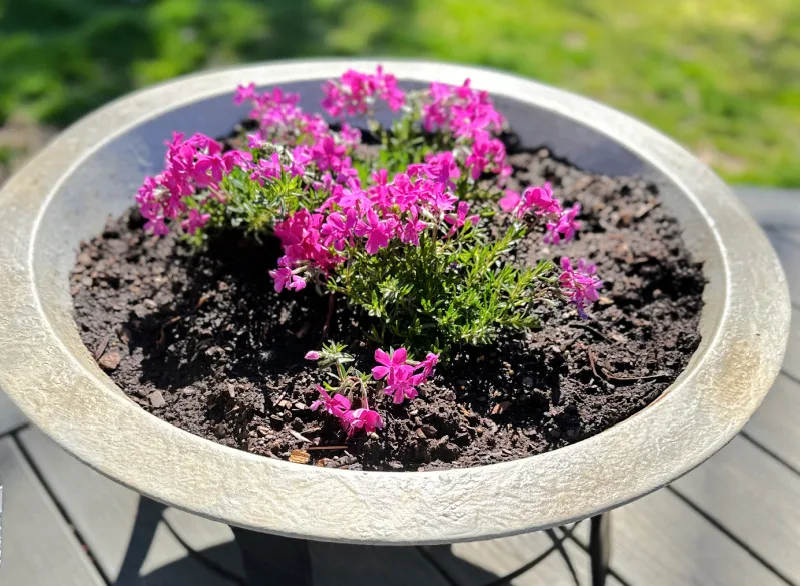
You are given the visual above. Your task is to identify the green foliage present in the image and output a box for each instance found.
[329,220,556,354]
[194,146,323,243]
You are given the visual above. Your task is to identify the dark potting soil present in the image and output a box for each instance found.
[70,149,704,471]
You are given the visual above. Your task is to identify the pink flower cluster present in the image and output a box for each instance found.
[559,257,603,318]
[269,154,478,292]
[235,84,362,190]
[136,133,252,235]
[422,79,510,181]
[372,347,439,404]
[310,387,384,438]
[321,66,405,118]
[499,183,582,245]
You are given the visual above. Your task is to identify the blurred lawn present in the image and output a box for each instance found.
[0,0,798,185]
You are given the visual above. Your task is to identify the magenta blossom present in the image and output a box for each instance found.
[445,201,480,237]
[518,183,561,218]
[545,203,581,245]
[372,347,414,384]
[355,209,396,254]
[304,351,321,361]
[310,386,351,418]
[385,377,420,405]
[180,209,211,235]
[400,206,428,246]
[372,347,439,405]
[322,66,405,118]
[268,266,307,292]
[342,407,385,438]
[499,189,521,213]
[559,257,603,318]
[424,152,461,191]
[418,353,439,378]
[320,208,358,251]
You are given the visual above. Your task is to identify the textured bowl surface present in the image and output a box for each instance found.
[0,60,790,545]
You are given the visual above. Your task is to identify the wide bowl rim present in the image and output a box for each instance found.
[0,58,790,545]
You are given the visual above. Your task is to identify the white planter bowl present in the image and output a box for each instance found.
[0,59,790,545]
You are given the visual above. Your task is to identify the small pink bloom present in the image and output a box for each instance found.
[545,203,581,245]
[342,407,384,437]
[320,208,358,250]
[400,206,428,246]
[559,257,603,318]
[233,83,257,106]
[288,275,307,291]
[417,353,439,379]
[499,189,521,213]
[180,209,210,235]
[385,380,419,405]
[445,201,479,237]
[310,386,351,417]
[424,152,461,191]
[372,347,413,384]
[305,351,321,360]
[519,183,562,218]
[355,208,395,254]
[249,152,283,184]
[268,266,294,293]
[246,133,265,149]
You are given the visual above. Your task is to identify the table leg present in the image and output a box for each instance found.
[589,513,611,586]
[231,528,313,586]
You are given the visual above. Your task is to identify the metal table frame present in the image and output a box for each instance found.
[232,513,611,586]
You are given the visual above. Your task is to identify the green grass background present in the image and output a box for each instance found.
[1,0,798,185]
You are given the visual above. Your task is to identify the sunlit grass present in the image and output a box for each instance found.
[1,0,798,185]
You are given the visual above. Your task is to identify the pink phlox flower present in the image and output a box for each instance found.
[499,189,521,213]
[422,79,505,137]
[400,206,428,246]
[355,208,396,254]
[321,184,372,213]
[384,172,424,212]
[373,65,405,111]
[311,135,348,174]
[559,257,603,318]
[385,378,419,405]
[180,209,211,235]
[424,151,461,191]
[339,122,362,147]
[304,351,321,361]
[192,154,226,187]
[273,210,339,271]
[418,352,440,378]
[184,133,222,156]
[545,203,581,245]
[321,67,406,118]
[268,266,293,292]
[249,152,283,184]
[372,347,413,384]
[221,149,252,172]
[335,161,360,187]
[427,185,459,214]
[342,406,384,438]
[372,347,420,404]
[246,133,266,149]
[519,183,562,218]
[445,201,479,237]
[310,386,351,417]
[320,208,358,250]
[465,133,506,179]
[233,83,257,106]
[145,217,170,236]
